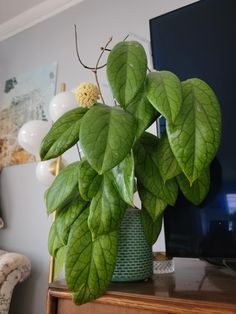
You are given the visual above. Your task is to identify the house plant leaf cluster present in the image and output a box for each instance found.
[40,40,221,305]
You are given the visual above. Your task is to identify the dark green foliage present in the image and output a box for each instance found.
[42,40,222,306]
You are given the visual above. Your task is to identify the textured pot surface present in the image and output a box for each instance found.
[112,208,153,282]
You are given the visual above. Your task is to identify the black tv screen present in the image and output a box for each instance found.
[150,0,236,258]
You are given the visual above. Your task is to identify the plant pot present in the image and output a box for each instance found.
[112,208,153,282]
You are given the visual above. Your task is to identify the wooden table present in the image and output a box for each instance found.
[46,258,236,314]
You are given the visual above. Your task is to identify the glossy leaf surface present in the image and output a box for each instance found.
[177,168,210,205]
[107,41,147,107]
[156,132,181,181]
[48,222,63,257]
[54,246,67,278]
[167,78,221,184]
[138,183,167,221]
[108,152,135,206]
[55,194,88,245]
[127,87,159,139]
[78,159,102,201]
[88,176,127,239]
[80,104,137,174]
[40,107,87,160]
[145,71,182,124]
[65,208,118,305]
[46,162,80,214]
[134,132,178,205]
[141,209,162,245]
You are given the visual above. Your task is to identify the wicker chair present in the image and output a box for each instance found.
[0,250,31,314]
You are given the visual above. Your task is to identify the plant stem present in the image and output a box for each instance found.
[94,37,113,104]
[74,25,113,104]
[101,47,111,52]
[74,25,107,70]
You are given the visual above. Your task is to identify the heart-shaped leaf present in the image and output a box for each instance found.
[107,41,147,107]
[141,209,163,245]
[108,152,135,206]
[88,176,127,239]
[78,159,103,201]
[167,78,221,184]
[156,132,181,181]
[80,104,137,174]
[134,132,178,205]
[138,183,167,221]
[46,162,80,214]
[127,86,160,139]
[145,71,182,124]
[177,168,210,205]
[40,107,87,160]
[65,208,118,305]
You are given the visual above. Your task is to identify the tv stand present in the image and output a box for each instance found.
[46,258,236,314]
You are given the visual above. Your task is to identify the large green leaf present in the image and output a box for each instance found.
[88,176,127,240]
[78,159,103,201]
[156,132,181,182]
[167,78,221,184]
[80,104,137,174]
[126,86,159,139]
[48,222,63,257]
[65,208,118,305]
[145,71,182,124]
[108,152,135,206]
[134,132,178,205]
[141,209,162,245]
[46,162,80,214]
[138,183,167,221]
[40,107,87,160]
[55,194,88,245]
[107,41,147,107]
[177,168,210,205]
[54,246,67,278]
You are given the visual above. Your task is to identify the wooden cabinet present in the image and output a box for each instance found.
[46,258,236,314]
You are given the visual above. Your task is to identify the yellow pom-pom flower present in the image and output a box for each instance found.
[75,82,100,108]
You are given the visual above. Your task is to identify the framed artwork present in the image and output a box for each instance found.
[0,62,57,169]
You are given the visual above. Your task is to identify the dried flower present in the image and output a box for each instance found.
[75,82,100,108]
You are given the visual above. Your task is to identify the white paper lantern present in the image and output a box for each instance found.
[35,160,56,186]
[49,91,78,122]
[18,120,51,157]
[35,158,66,186]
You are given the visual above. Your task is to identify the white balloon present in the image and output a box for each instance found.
[18,120,51,157]
[49,91,78,122]
[35,158,66,186]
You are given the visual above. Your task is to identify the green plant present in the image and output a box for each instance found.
[40,39,221,305]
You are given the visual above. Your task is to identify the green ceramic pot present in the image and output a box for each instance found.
[112,208,153,282]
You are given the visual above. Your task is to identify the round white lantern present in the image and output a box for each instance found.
[18,120,51,158]
[36,158,66,186]
[49,91,78,122]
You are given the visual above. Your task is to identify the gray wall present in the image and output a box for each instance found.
[0,0,198,313]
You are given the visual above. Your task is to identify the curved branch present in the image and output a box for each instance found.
[74,25,108,70]
[94,36,113,104]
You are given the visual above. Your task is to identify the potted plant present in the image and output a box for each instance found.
[40,37,221,305]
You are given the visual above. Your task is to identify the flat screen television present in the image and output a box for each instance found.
[150,0,236,262]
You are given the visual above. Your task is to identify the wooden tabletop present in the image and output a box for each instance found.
[50,258,236,306]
